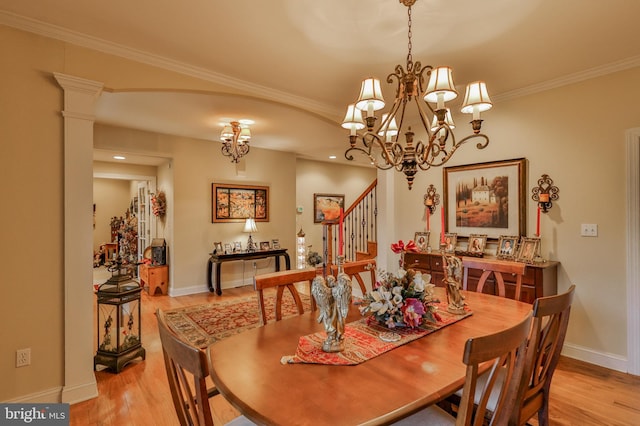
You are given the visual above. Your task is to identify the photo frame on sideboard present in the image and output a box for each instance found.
[496,235,519,260]
[516,237,539,264]
[444,233,457,253]
[414,232,430,252]
[467,234,488,254]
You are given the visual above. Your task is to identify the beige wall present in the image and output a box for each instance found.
[2,21,639,403]
[391,67,640,360]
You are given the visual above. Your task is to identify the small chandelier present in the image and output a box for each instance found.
[220,121,251,163]
[343,0,493,190]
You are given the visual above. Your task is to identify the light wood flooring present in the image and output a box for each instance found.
[70,284,640,425]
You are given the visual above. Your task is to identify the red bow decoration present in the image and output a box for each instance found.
[391,240,418,254]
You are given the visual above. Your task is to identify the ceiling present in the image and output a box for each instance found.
[2,0,640,166]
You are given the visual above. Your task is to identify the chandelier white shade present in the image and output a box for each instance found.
[343,0,493,190]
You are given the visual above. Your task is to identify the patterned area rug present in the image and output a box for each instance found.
[164,292,312,347]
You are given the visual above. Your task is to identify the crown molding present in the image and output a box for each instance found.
[3,10,639,109]
[0,11,339,119]
[492,55,640,103]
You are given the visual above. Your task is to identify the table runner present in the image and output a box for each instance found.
[281,302,472,366]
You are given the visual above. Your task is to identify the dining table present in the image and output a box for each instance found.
[208,287,532,426]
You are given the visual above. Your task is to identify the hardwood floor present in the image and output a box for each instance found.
[70,285,640,425]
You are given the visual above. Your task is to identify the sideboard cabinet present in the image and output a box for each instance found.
[403,252,558,304]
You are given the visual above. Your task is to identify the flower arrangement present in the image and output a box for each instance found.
[306,250,323,267]
[359,241,441,329]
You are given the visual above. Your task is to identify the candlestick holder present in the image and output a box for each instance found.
[423,184,440,215]
[531,174,559,213]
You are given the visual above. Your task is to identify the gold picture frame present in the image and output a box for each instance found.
[496,235,519,260]
[414,232,430,252]
[467,234,488,254]
[516,237,539,264]
[444,233,457,253]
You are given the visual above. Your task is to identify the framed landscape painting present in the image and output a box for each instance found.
[212,183,269,223]
[443,158,526,240]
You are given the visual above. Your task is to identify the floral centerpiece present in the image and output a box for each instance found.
[359,241,441,329]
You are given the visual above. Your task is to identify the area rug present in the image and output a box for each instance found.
[164,292,312,347]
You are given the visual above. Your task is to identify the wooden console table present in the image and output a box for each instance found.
[207,249,290,295]
[403,252,558,303]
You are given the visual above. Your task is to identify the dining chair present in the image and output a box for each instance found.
[253,268,317,325]
[156,309,254,426]
[330,258,376,296]
[512,284,576,426]
[462,257,527,301]
[448,285,576,426]
[395,312,533,426]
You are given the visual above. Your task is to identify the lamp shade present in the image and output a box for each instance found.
[461,81,493,114]
[220,125,233,141]
[239,127,251,141]
[355,78,385,112]
[243,218,258,233]
[378,113,399,137]
[424,67,458,104]
[341,104,366,130]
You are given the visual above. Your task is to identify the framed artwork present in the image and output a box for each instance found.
[212,183,269,223]
[233,241,242,253]
[517,237,539,264]
[213,241,223,254]
[443,158,526,240]
[272,239,281,249]
[444,233,457,253]
[224,243,232,254]
[259,241,271,251]
[313,193,345,223]
[496,235,519,260]
[414,232,430,252]
[467,234,488,254]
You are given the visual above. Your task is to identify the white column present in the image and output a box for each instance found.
[54,73,103,403]
[376,168,396,272]
[626,128,640,375]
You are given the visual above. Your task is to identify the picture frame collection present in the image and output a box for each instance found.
[213,239,281,255]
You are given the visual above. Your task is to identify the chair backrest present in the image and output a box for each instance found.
[513,284,576,425]
[462,257,527,301]
[156,308,215,426]
[457,312,533,426]
[330,259,376,295]
[253,268,317,326]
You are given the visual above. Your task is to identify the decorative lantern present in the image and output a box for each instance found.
[94,259,146,373]
[296,228,306,269]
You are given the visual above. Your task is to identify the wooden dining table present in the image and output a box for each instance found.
[208,287,531,426]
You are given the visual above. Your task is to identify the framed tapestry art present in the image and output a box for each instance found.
[443,158,526,240]
[212,183,269,223]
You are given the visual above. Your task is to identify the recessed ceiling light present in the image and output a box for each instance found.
[329,155,337,159]
[113,155,126,160]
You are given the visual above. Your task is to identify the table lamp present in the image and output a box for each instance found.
[244,218,258,252]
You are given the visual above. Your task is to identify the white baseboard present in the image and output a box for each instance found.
[61,380,98,404]
[5,387,63,404]
[168,278,251,297]
[562,342,628,373]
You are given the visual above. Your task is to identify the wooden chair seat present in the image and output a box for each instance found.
[253,268,317,325]
[462,257,527,301]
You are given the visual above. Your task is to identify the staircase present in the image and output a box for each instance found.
[322,179,377,267]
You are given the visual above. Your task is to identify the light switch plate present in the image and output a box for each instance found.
[580,224,598,237]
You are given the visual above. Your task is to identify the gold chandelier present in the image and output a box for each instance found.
[343,0,493,190]
[220,121,251,163]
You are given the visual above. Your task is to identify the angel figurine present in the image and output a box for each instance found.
[442,253,466,314]
[311,259,352,353]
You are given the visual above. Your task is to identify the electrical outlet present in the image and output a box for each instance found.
[16,348,31,367]
[581,224,598,237]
